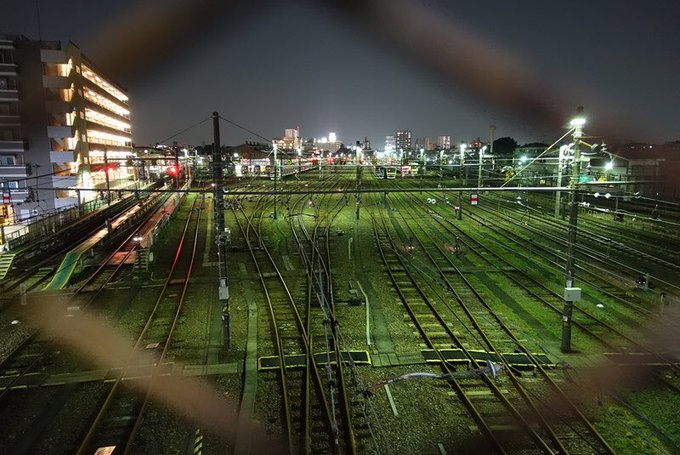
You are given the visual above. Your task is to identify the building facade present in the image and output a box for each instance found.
[273,127,302,151]
[437,135,451,150]
[395,130,412,152]
[0,34,133,225]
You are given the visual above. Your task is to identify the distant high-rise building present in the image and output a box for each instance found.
[414,137,437,151]
[437,136,451,149]
[395,130,412,151]
[384,135,395,155]
[0,34,133,224]
[275,127,301,150]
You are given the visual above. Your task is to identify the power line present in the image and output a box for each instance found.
[218,115,271,143]
[157,116,212,144]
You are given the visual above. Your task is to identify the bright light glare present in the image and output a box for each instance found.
[605,161,614,170]
[519,155,528,163]
[570,116,586,127]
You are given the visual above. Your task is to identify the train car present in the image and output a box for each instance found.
[374,166,386,179]
[386,167,397,179]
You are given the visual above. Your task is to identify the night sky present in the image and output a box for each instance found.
[2,0,679,148]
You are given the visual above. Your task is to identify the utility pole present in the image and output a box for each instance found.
[297,148,301,175]
[355,147,362,220]
[477,146,484,189]
[213,111,229,350]
[104,149,111,205]
[480,125,495,188]
[173,141,180,187]
[457,191,462,220]
[458,142,466,184]
[554,146,565,218]
[561,107,585,353]
[273,143,278,220]
[439,149,443,180]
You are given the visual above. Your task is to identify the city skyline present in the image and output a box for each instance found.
[2,1,679,147]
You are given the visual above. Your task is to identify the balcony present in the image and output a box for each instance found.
[47,125,75,139]
[0,89,19,102]
[0,141,26,152]
[0,165,28,179]
[40,49,67,64]
[46,100,73,114]
[0,115,21,127]
[43,75,71,90]
[0,63,17,76]
[50,151,76,162]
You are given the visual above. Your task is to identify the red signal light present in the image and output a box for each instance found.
[167,165,179,175]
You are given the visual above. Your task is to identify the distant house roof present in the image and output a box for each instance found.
[228,143,294,160]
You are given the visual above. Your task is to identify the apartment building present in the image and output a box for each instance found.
[0,34,133,224]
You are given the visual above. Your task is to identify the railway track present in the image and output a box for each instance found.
[369,189,625,453]
[0,200,164,406]
[74,196,200,455]
[231,188,346,453]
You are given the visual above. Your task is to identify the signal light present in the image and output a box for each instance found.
[167,165,179,175]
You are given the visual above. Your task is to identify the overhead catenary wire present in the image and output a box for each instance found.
[218,115,272,144]
[157,115,212,145]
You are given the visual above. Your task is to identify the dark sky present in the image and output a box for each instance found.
[2,0,679,147]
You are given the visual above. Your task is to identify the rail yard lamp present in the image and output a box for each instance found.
[561,107,585,353]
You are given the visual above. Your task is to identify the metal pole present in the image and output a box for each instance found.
[477,147,483,189]
[355,149,361,220]
[7,183,14,224]
[457,191,462,220]
[76,189,83,216]
[554,148,563,218]
[561,108,584,353]
[212,111,229,350]
[439,150,443,179]
[174,145,180,187]
[273,144,278,220]
[104,149,111,205]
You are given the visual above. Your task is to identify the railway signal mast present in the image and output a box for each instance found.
[561,107,585,353]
